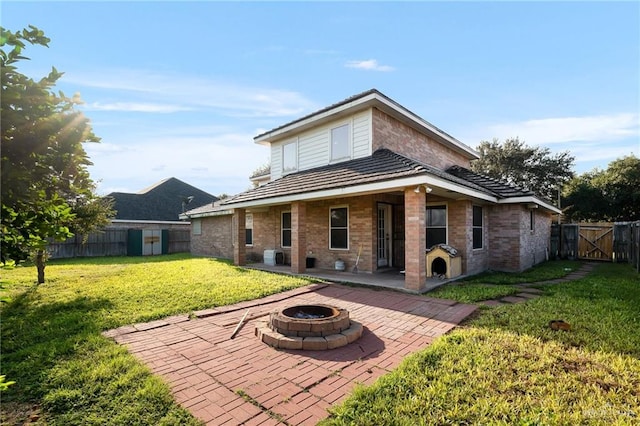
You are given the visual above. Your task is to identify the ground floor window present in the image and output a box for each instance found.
[245,214,253,246]
[426,205,447,248]
[281,212,291,248]
[530,210,535,232]
[192,218,202,235]
[330,206,348,249]
[473,205,483,249]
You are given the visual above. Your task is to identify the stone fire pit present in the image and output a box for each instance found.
[255,304,363,350]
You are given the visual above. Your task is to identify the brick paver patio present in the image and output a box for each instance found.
[104,284,477,425]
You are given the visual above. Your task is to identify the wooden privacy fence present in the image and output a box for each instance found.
[552,221,640,271]
[48,229,191,259]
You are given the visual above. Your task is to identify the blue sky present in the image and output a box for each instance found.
[3,1,639,197]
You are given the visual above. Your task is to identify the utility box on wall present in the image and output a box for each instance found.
[127,229,169,256]
[264,249,284,266]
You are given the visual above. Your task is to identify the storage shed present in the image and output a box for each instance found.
[127,229,169,256]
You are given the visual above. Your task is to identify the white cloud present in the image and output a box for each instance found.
[486,113,639,145]
[85,102,192,113]
[85,132,269,196]
[66,69,317,118]
[345,59,395,72]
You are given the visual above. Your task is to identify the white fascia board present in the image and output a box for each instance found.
[497,196,562,214]
[225,175,498,209]
[180,209,234,220]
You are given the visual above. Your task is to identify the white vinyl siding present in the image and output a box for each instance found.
[268,110,373,180]
[352,110,371,157]
[271,144,283,179]
[298,130,329,170]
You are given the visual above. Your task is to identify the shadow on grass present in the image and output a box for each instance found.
[0,287,113,402]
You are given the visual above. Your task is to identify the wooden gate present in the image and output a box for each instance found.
[555,221,640,269]
[576,223,613,260]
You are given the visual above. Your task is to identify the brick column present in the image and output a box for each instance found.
[404,188,426,291]
[233,208,246,266]
[291,201,306,274]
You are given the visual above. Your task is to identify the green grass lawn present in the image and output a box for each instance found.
[458,259,580,285]
[3,256,639,425]
[428,259,580,303]
[322,262,640,425]
[0,254,314,425]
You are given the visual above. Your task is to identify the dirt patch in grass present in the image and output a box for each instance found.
[0,402,43,425]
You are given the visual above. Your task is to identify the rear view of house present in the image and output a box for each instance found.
[182,89,560,291]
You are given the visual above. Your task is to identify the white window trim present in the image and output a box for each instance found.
[245,213,253,246]
[282,139,298,175]
[281,211,292,248]
[329,205,349,251]
[472,205,484,250]
[329,122,352,163]
[426,202,448,246]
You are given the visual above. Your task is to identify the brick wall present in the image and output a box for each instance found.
[487,205,552,272]
[444,200,489,276]
[519,208,552,270]
[240,194,409,273]
[305,196,376,272]
[371,108,472,169]
[487,205,522,271]
[190,214,233,259]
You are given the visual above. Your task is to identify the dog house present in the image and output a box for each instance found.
[426,244,462,279]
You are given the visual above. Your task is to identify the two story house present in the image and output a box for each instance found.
[182,89,560,291]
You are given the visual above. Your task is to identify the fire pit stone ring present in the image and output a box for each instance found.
[255,304,363,350]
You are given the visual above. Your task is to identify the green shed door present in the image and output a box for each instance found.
[162,229,169,254]
[127,229,143,256]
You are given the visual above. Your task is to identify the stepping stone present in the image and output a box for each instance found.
[517,287,543,294]
[500,296,529,304]
[516,292,539,299]
[480,300,504,307]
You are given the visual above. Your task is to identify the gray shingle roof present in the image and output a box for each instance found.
[222,149,528,207]
[445,165,534,198]
[108,177,218,221]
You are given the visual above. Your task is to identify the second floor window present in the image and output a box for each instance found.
[331,124,350,162]
[282,141,297,173]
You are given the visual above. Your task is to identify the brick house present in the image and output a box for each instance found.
[182,89,560,291]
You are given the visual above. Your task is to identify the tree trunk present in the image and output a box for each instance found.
[36,250,46,284]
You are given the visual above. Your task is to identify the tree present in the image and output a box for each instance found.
[562,155,640,222]
[1,26,114,283]
[471,137,575,203]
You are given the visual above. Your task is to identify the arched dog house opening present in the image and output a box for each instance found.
[426,244,462,279]
[431,257,448,276]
